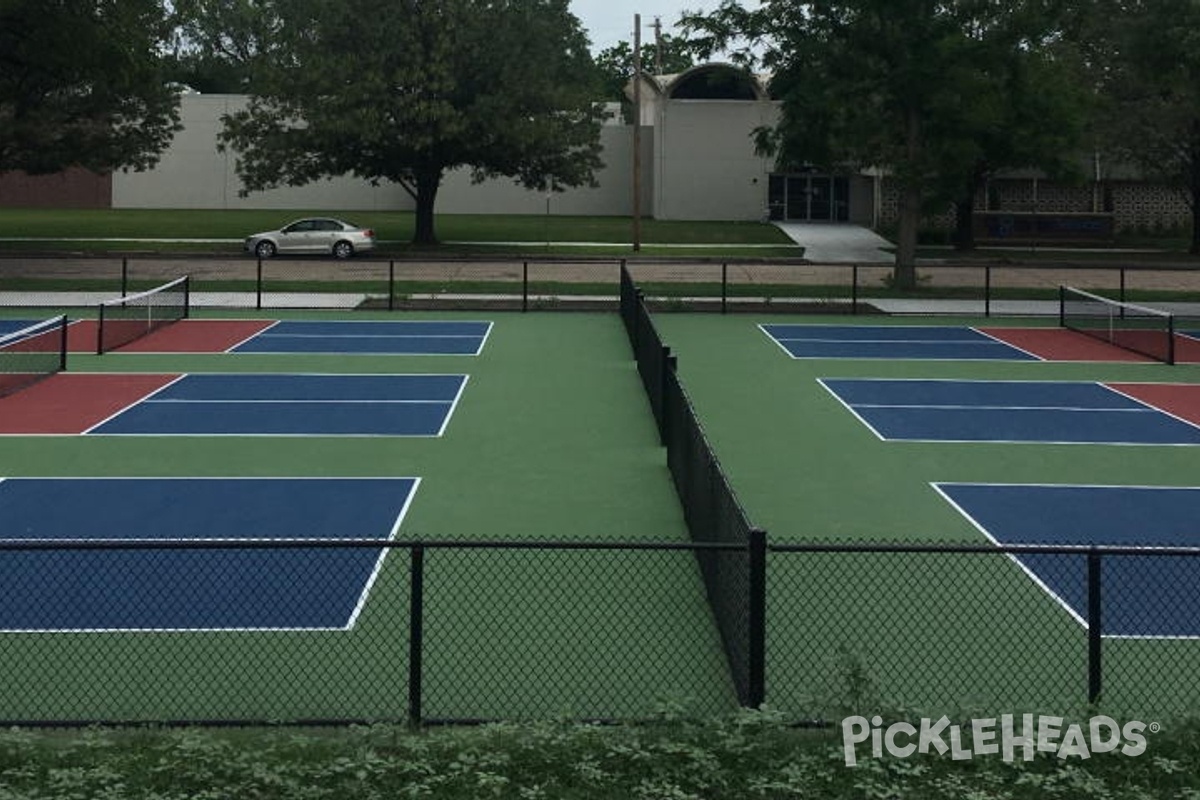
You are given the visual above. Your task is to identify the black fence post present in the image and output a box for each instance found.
[747,528,768,708]
[1087,550,1103,705]
[255,257,263,311]
[408,544,425,728]
[388,261,395,311]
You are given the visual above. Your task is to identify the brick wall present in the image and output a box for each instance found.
[0,168,112,208]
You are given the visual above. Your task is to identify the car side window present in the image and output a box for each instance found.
[316,219,342,231]
[284,220,315,233]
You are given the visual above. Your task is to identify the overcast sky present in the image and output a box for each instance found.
[571,0,722,52]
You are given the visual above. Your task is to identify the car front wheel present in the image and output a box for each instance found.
[254,240,277,258]
[332,240,355,259]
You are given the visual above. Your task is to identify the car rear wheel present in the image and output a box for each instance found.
[254,240,276,258]
[332,240,355,259]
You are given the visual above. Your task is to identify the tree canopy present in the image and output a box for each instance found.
[594,35,697,105]
[216,0,606,245]
[684,0,1091,284]
[1091,0,1200,253]
[0,0,181,175]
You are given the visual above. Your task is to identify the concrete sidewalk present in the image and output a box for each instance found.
[773,222,894,263]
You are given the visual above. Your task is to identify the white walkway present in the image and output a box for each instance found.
[774,222,895,263]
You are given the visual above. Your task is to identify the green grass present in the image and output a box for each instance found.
[0,208,797,256]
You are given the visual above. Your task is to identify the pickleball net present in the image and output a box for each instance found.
[0,315,69,397]
[1059,285,1176,365]
[96,275,190,354]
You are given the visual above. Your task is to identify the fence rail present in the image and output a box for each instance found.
[3,254,1200,315]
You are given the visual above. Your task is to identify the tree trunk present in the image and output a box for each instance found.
[1191,202,1199,255]
[1190,134,1200,255]
[893,107,922,290]
[412,165,442,245]
[894,183,920,290]
[953,168,987,251]
[952,196,975,251]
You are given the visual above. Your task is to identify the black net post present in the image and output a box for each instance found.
[852,265,859,315]
[1168,316,1176,365]
[721,263,728,314]
[409,544,425,728]
[120,257,128,297]
[985,264,992,318]
[388,261,395,311]
[182,275,190,320]
[57,315,68,372]
[1087,550,1103,705]
[255,257,264,311]
[95,303,106,355]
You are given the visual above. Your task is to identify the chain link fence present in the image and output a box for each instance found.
[1,538,1197,725]
[4,254,1200,315]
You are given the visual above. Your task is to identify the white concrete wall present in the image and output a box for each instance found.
[652,99,780,221]
[112,93,774,222]
[436,126,652,217]
[114,96,414,211]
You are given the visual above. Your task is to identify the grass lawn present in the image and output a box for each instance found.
[0,208,800,257]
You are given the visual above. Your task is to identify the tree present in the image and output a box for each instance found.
[683,0,1088,285]
[165,0,275,93]
[1095,0,1200,254]
[0,0,181,175]
[930,8,1091,250]
[595,35,696,104]
[217,0,605,245]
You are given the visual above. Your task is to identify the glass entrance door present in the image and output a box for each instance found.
[769,174,850,221]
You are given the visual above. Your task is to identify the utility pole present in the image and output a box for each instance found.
[632,13,642,252]
[653,16,663,74]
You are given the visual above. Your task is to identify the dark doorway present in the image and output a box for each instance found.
[769,174,850,221]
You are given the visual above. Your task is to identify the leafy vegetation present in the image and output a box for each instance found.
[2,711,1199,798]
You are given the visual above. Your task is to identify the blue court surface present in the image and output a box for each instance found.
[0,477,418,631]
[90,373,467,436]
[0,320,28,336]
[936,483,1200,638]
[820,378,1200,445]
[761,324,1039,361]
[230,320,492,355]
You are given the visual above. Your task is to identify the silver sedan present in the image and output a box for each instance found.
[244,218,376,259]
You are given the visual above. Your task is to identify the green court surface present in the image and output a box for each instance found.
[655,313,1200,719]
[6,307,1200,722]
[0,310,731,722]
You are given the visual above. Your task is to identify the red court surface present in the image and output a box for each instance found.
[65,320,275,354]
[0,374,179,434]
[981,327,1200,363]
[1110,383,1200,427]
